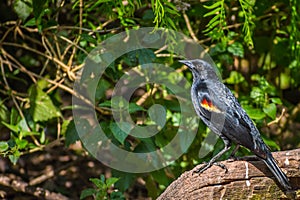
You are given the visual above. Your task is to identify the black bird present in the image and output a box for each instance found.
[179,59,291,191]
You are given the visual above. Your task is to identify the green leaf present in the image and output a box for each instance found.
[203,1,222,10]
[164,6,179,15]
[21,131,39,137]
[0,101,9,129]
[61,120,69,136]
[151,170,170,186]
[10,107,20,125]
[227,42,244,57]
[29,86,61,122]
[80,188,97,199]
[9,150,20,165]
[90,178,105,189]
[206,15,220,27]
[204,7,222,17]
[203,20,220,33]
[263,103,277,119]
[13,0,33,21]
[106,177,119,188]
[100,174,105,182]
[261,135,280,150]
[112,170,136,192]
[128,103,145,113]
[96,79,111,101]
[110,122,129,144]
[65,120,80,147]
[36,78,49,90]
[148,104,166,128]
[18,118,30,132]
[95,191,106,200]
[165,17,177,31]
[250,87,264,99]
[40,130,45,144]
[24,17,36,27]
[137,49,156,65]
[0,141,9,152]
[15,138,28,149]
[32,0,47,19]
[225,71,245,84]
[144,175,159,199]
[135,138,156,152]
[243,106,266,120]
[163,100,180,112]
[271,98,282,105]
[111,191,125,200]
[99,100,112,108]
[80,33,97,44]
[2,122,19,133]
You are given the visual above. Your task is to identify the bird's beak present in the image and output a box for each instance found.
[179,60,193,69]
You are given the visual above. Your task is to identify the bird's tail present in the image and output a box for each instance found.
[263,152,292,191]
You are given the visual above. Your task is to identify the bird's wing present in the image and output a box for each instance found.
[192,81,230,135]
[194,81,268,158]
[221,86,269,158]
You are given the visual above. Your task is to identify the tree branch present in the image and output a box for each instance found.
[158,149,300,199]
[0,174,70,200]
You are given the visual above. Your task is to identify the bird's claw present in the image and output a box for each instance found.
[193,162,228,175]
[228,155,240,162]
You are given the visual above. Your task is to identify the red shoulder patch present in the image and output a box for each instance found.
[201,98,212,107]
[200,97,222,113]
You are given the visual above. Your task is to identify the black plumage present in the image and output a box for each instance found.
[180,59,291,191]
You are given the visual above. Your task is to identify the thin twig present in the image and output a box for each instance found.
[5,57,109,115]
[1,48,36,82]
[0,55,24,119]
[29,157,83,186]
[136,85,158,106]
[59,35,88,55]
[2,42,76,80]
[183,12,199,42]
[267,108,286,126]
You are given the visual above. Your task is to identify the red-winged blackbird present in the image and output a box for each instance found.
[179,59,292,191]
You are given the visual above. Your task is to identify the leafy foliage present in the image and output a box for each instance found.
[238,0,255,47]
[203,0,227,42]
[203,0,254,47]
[151,0,179,30]
[0,0,299,199]
[80,174,125,200]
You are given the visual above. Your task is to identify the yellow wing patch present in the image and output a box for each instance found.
[200,98,222,113]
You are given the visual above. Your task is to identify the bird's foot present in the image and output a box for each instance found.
[193,162,228,175]
[228,155,240,162]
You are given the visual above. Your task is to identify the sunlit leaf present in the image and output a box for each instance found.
[227,42,244,57]
[243,106,266,120]
[226,71,245,84]
[13,0,32,21]
[106,177,119,187]
[29,86,61,122]
[271,98,282,105]
[0,142,9,152]
[203,1,222,10]
[263,103,277,119]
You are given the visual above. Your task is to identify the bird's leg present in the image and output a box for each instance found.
[228,144,240,161]
[193,137,231,174]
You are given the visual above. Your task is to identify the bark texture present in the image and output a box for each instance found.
[158,149,300,200]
